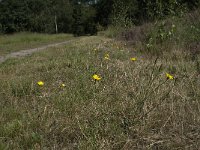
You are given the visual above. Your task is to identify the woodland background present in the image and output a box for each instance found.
[0,0,199,36]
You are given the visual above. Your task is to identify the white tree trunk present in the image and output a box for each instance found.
[55,15,58,34]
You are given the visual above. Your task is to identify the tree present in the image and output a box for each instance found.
[49,0,73,33]
[0,0,199,34]
[72,4,84,36]
[0,0,29,33]
[0,0,74,33]
[95,0,114,27]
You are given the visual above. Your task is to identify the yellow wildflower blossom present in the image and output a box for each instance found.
[104,53,110,60]
[93,74,101,81]
[61,83,66,87]
[130,57,137,61]
[166,73,174,80]
[37,81,44,86]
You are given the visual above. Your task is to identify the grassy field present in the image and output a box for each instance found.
[0,36,200,149]
[0,11,200,149]
[0,32,73,56]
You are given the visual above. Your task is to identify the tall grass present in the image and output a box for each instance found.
[0,33,199,149]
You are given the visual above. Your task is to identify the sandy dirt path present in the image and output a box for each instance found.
[0,40,74,63]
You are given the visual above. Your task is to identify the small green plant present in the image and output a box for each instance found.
[3,120,23,138]
[144,20,178,56]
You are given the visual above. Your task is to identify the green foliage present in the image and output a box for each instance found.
[0,0,199,34]
[72,3,97,36]
[72,5,85,36]
[0,0,29,33]
[0,0,74,33]
[144,0,186,19]
[132,9,200,58]
[111,0,132,27]
[145,21,176,53]
[95,0,114,26]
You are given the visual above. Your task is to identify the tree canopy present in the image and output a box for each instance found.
[0,0,199,35]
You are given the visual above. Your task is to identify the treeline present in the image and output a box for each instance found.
[0,0,199,35]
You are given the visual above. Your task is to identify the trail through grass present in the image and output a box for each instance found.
[0,40,76,63]
[0,32,73,56]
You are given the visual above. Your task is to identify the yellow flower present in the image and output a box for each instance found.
[93,74,101,81]
[61,83,66,87]
[104,53,110,60]
[130,57,137,61]
[37,81,44,86]
[166,73,174,80]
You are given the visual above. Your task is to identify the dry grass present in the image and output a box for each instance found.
[0,32,200,149]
